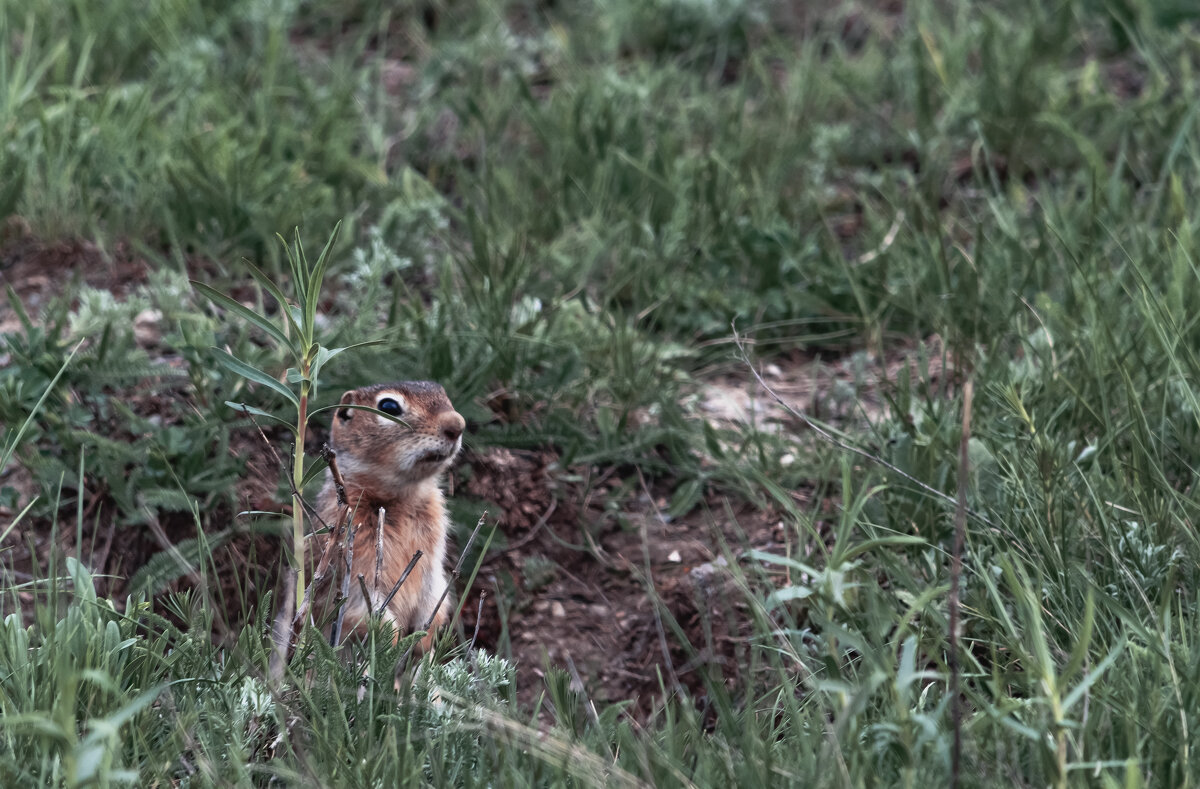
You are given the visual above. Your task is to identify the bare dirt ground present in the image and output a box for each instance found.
[453,445,789,714]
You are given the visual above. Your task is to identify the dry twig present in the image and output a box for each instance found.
[468,591,486,653]
[634,469,684,698]
[380,550,424,612]
[331,499,360,646]
[950,379,973,787]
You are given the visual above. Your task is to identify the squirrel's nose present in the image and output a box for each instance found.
[440,412,465,442]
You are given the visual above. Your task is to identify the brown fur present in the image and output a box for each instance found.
[312,381,465,651]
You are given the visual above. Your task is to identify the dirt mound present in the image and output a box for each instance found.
[456,446,786,715]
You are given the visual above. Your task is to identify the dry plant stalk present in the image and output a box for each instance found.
[950,378,973,787]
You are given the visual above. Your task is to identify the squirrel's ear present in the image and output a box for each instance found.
[337,391,354,420]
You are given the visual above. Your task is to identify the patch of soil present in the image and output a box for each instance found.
[0,227,287,632]
[0,226,150,335]
[697,335,952,435]
[454,447,788,716]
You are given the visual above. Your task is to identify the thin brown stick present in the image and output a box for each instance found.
[422,514,487,631]
[294,510,345,622]
[239,404,287,472]
[356,574,373,617]
[950,378,973,788]
[380,550,424,612]
[374,507,385,594]
[634,468,684,698]
[295,459,350,612]
[331,498,360,646]
[319,443,347,508]
[468,591,486,653]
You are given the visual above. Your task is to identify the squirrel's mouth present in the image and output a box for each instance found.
[418,448,455,464]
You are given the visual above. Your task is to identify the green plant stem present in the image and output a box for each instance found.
[293,376,310,611]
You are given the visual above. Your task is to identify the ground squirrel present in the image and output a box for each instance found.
[314,381,465,650]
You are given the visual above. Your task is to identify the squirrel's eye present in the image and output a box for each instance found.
[377,398,404,416]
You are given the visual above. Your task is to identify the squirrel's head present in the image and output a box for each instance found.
[330,381,465,489]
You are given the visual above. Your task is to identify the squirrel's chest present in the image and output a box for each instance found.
[345,503,446,603]
[314,479,450,632]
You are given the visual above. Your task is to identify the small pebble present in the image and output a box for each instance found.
[133,308,163,347]
[689,556,730,590]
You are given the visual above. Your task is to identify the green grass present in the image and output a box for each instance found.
[4,0,1200,785]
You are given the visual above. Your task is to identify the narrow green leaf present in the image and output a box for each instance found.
[668,478,702,516]
[0,498,37,545]
[1062,642,1124,713]
[840,535,928,562]
[306,220,343,329]
[896,635,916,694]
[191,281,297,354]
[225,402,295,432]
[81,684,165,742]
[746,548,820,577]
[301,455,329,488]
[211,348,298,406]
[78,669,121,695]
[996,715,1044,742]
[309,339,385,383]
[278,231,308,305]
[1061,590,1095,683]
[0,713,71,742]
[765,586,813,607]
[300,223,341,344]
[4,284,34,335]
[1,339,82,470]
[245,260,302,341]
[72,742,106,785]
[308,402,409,426]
